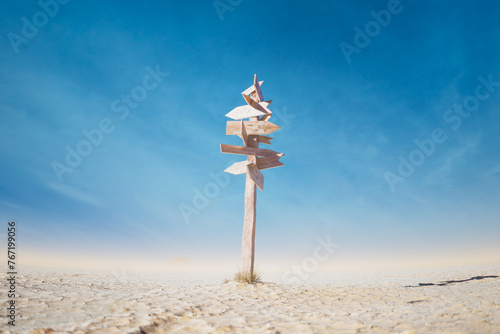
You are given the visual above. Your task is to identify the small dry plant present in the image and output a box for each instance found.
[233,270,261,284]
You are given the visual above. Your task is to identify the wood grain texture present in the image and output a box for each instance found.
[242,93,271,108]
[254,74,264,102]
[241,80,264,96]
[240,119,248,147]
[226,121,280,136]
[241,166,256,276]
[247,162,264,191]
[224,154,284,175]
[257,135,273,145]
[242,94,256,106]
[257,154,285,170]
[241,112,259,276]
[243,95,272,109]
[259,113,272,122]
[224,160,251,175]
[220,144,280,157]
[225,105,266,120]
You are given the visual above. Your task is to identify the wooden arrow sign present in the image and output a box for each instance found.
[225,105,267,120]
[243,95,272,110]
[226,121,280,136]
[224,160,251,175]
[240,119,248,147]
[236,120,258,147]
[242,94,253,106]
[254,75,264,102]
[257,154,285,170]
[242,96,273,115]
[241,80,264,96]
[257,136,273,145]
[253,101,272,114]
[260,113,272,121]
[247,162,264,191]
[225,154,284,175]
[242,94,256,106]
[220,144,280,157]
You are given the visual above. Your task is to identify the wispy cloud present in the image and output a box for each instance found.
[46,182,104,207]
[485,164,500,177]
[441,134,481,171]
[0,200,29,211]
[422,133,482,187]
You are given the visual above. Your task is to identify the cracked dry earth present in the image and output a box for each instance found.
[0,269,499,333]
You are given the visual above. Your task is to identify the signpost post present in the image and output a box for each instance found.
[220,75,285,278]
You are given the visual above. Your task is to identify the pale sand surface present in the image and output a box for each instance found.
[1,265,499,333]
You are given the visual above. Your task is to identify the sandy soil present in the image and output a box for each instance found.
[1,266,499,333]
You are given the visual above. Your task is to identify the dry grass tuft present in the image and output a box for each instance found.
[233,270,261,284]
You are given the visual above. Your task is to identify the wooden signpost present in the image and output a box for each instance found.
[220,74,285,277]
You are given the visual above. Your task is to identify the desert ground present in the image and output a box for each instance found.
[1,265,499,334]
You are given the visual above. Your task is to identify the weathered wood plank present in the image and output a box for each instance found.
[259,159,285,171]
[220,144,280,157]
[254,102,272,114]
[236,95,272,118]
[240,119,248,147]
[247,162,264,191]
[226,121,280,136]
[241,115,259,276]
[243,94,272,108]
[242,94,256,106]
[259,113,272,121]
[225,105,266,120]
[257,136,273,145]
[254,74,264,102]
[257,154,285,170]
[224,160,251,175]
[225,153,284,174]
[241,80,264,96]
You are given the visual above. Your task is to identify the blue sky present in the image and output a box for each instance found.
[1,0,499,271]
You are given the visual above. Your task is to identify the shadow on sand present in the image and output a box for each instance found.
[406,275,499,288]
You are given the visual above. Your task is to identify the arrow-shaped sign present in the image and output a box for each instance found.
[260,114,272,121]
[242,97,273,115]
[224,154,284,175]
[225,105,267,120]
[242,95,273,111]
[241,80,264,96]
[240,119,248,147]
[247,162,264,191]
[253,75,264,102]
[242,94,256,106]
[257,136,273,145]
[257,154,285,170]
[220,144,280,157]
[224,160,251,175]
[226,121,280,136]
